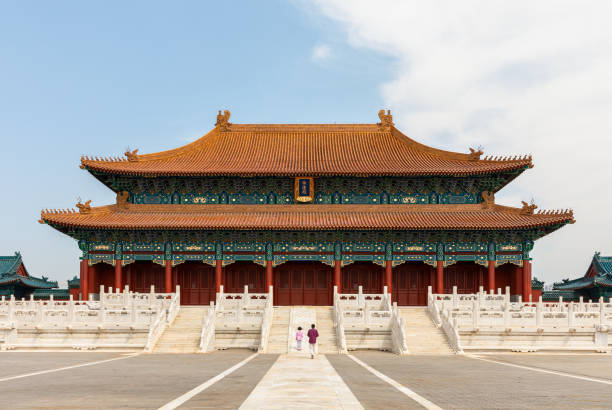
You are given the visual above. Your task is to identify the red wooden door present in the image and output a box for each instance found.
[275,262,332,306]
[342,262,384,294]
[124,261,164,293]
[174,261,215,305]
[223,261,265,293]
[444,262,484,293]
[392,262,434,306]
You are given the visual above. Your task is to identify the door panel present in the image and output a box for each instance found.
[342,262,384,294]
[392,262,433,306]
[274,262,332,306]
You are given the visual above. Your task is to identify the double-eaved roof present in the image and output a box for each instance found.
[41,112,573,236]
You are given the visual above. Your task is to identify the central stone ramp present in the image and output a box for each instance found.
[399,307,453,354]
[239,354,362,409]
[153,306,209,353]
[266,306,291,353]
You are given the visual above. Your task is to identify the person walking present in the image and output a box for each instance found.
[296,326,304,351]
[307,323,319,359]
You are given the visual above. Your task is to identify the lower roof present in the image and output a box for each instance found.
[40,203,574,231]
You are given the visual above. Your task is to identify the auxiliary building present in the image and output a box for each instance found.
[40,111,574,305]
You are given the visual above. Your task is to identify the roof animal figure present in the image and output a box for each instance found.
[76,200,92,214]
[215,110,231,131]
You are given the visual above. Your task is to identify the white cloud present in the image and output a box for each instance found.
[307,0,612,283]
[311,43,333,62]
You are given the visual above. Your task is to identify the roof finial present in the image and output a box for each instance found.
[520,199,538,215]
[377,109,393,130]
[125,148,139,162]
[76,200,92,214]
[215,109,231,132]
[468,146,483,161]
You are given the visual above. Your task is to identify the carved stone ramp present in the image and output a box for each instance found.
[400,307,453,354]
[153,306,209,353]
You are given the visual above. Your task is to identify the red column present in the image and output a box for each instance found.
[266,260,273,290]
[515,264,523,297]
[436,261,444,294]
[164,260,172,293]
[385,260,393,294]
[114,261,122,291]
[215,260,223,293]
[80,259,89,301]
[488,260,496,293]
[334,260,341,293]
[522,259,532,301]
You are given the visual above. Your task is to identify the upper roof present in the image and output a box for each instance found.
[40,202,573,232]
[80,111,533,177]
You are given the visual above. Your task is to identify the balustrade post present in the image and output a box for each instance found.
[503,301,510,327]
[536,297,542,327]
[452,286,457,309]
[68,295,74,325]
[600,297,605,326]
[358,285,364,308]
[8,295,14,323]
[505,286,510,303]
[99,285,104,304]
[472,299,479,329]
[568,302,574,327]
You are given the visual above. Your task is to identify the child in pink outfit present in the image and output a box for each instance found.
[296,327,304,351]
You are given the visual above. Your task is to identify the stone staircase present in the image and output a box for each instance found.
[314,307,338,354]
[153,306,209,353]
[266,307,291,353]
[400,307,453,354]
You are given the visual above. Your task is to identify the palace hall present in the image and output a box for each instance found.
[39,110,574,305]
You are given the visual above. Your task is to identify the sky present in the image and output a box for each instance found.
[1,1,610,287]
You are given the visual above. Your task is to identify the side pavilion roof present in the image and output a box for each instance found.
[554,252,612,290]
[0,252,58,289]
[80,115,533,177]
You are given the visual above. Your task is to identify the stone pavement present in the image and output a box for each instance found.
[239,353,362,409]
[1,351,612,409]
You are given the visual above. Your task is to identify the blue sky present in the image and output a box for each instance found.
[1,1,611,286]
[0,1,393,283]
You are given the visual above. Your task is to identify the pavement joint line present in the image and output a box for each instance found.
[0,353,140,383]
[347,354,443,410]
[158,353,259,410]
[467,355,612,386]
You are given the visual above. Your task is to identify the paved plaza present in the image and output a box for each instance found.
[1,351,612,409]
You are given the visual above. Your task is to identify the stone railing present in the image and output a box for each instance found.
[336,286,392,327]
[332,286,348,354]
[0,286,179,351]
[144,286,180,352]
[390,302,409,355]
[199,301,217,353]
[427,286,612,352]
[258,286,274,353]
[0,286,177,329]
